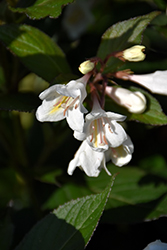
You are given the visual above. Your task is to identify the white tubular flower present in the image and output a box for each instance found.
[105,136,134,167]
[68,140,111,177]
[123,45,146,62]
[36,75,89,132]
[105,86,146,114]
[79,60,95,74]
[143,240,167,250]
[68,136,133,177]
[74,96,127,152]
[128,70,167,95]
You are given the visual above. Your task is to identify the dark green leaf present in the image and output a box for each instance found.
[9,0,74,20]
[152,0,166,10]
[97,11,160,73]
[15,178,114,250]
[0,24,71,82]
[139,154,167,179]
[85,164,167,223]
[37,169,63,185]
[42,183,92,210]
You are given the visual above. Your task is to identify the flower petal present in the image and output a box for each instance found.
[129,70,167,95]
[105,120,127,148]
[106,111,126,122]
[66,106,85,132]
[68,140,106,177]
[36,95,65,122]
[73,130,86,141]
[39,84,60,100]
[56,77,88,102]
[55,81,80,98]
[105,136,134,166]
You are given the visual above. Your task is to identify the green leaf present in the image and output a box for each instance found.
[105,86,167,125]
[9,0,74,20]
[42,183,92,210]
[85,164,167,223]
[0,92,40,112]
[37,169,63,185]
[0,24,71,82]
[97,11,160,73]
[139,154,167,179]
[15,178,114,250]
[152,0,166,10]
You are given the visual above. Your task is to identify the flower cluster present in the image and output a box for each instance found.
[36,45,167,177]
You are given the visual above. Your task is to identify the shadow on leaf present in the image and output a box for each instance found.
[15,213,85,250]
[102,193,167,224]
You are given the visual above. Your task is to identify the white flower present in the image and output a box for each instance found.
[105,136,134,167]
[36,75,89,132]
[143,240,167,250]
[128,70,167,95]
[105,86,146,114]
[68,136,133,177]
[74,96,127,152]
[123,45,146,62]
[68,140,111,177]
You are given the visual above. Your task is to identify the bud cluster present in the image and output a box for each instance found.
[78,45,147,114]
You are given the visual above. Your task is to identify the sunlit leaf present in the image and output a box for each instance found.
[0,24,71,82]
[9,0,74,20]
[97,11,160,73]
[15,178,114,250]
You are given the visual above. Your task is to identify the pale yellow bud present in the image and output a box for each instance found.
[79,60,95,74]
[123,45,146,62]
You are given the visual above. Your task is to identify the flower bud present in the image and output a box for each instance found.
[123,45,146,62]
[79,60,95,74]
[105,86,147,114]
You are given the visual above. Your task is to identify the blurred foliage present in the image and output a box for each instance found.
[0,0,167,249]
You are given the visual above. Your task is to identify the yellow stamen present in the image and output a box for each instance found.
[49,96,69,114]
